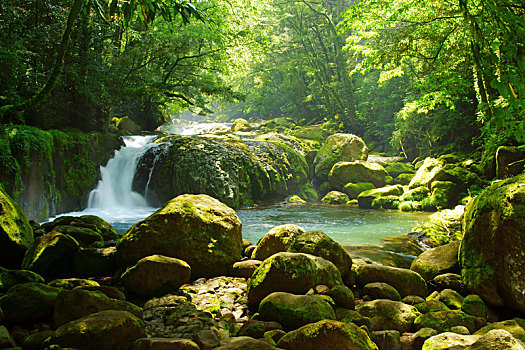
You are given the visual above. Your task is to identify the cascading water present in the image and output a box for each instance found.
[87,135,157,209]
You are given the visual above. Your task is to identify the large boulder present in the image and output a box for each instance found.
[53,288,142,327]
[252,224,305,261]
[0,266,44,292]
[459,174,525,311]
[259,292,336,331]
[356,300,420,333]
[50,225,104,248]
[409,158,446,189]
[247,252,343,307]
[0,186,33,268]
[355,264,428,297]
[313,134,368,181]
[474,318,525,343]
[410,241,461,281]
[51,310,146,350]
[329,161,387,189]
[414,310,477,334]
[21,231,80,279]
[120,255,191,297]
[276,320,378,350]
[357,185,404,209]
[321,191,349,204]
[42,215,117,241]
[117,194,242,278]
[343,182,375,200]
[0,282,62,324]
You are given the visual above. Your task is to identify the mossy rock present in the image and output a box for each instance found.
[343,182,375,200]
[357,185,404,209]
[427,181,459,209]
[321,191,349,204]
[0,267,44,292]
[115,116,142,134]
[313,133,368,181]
[120,254,191,297]
[0,325,16,348]
[214,336,277,349]
[410,241,461,281]
[409,158,446,189]
[50,225,104,248]
[117,194,242,278]
[0,185,34,268]
[421,332,480,349]
[247,252,343,308]
[328,161,387,189]
[400,186,430,202]
[48,278,100,290]
[434,289,464,310]
[21,232,80,280]
[496,146,525,178]
[42,215,117,241]
[459,174,525,312]
[385,162,415,178]
[399,201,423,212]
[356,299,421,333]
[363,282,401,301]
[474,318,525,343]
[251,224,305,261]
[287,195,306,204]
[371,195,400,210]
[72,246,116,278]
[51,310,146,350]
[355,264,428,297]
[393,173,414,186]
[53,288,142,327]
[461,295,487,319]
[231,118,253,132]
[328,285,355,309]
[276,320,378,350]
[414,310,477,333]
[432,273,464,292]
[259,292,335,331]
[0,282,63,324]
[134,338,201,350]
[231,260,262,278]
[415,300,450,314]
[411,206,464,246]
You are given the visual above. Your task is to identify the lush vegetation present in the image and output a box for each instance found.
[0,0,523,157]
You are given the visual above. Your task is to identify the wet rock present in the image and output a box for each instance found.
[460,174,525,312]
[72,246,116,277]
[276,320,378,350]
[0,185,34,268]
[313,133,369,181]
[321,191,349,204]
[21,231,79,279]
[0,267,44,292]
[355,264,428,297]
[42,215,118,241]
[133,337,200,350]
[363,282,401,301]
[121,255,191,297]
[414,310,477,333]
[50,225,104,248]
[252,225,305,261]
[247,252,343,307]
[410,241,461,281]
[0,282,62,324]
[231,260,262,278]
[53,288,142,326]
[370,330,401,350]
[51,310,146,350]
[259,292,335,331]
[117,194,242,278]
[47,278,100,289]
[356,299,420,333]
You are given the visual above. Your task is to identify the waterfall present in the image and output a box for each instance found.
[87,135,158,209]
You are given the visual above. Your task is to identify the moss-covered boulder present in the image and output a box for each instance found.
[231,260,262,278]
[276,320,378,350]
[343,182,375,200]
[120,255,191,297]
[0,326,16,348]
[231,118,253,132]
[409,158,446,189]
[50,225,104,248]
[356,299,420,333]
[48,278,100,290]
[415,300,450,314]
[42,215,117,241]
[410,241,461,281]
[461,295,487,319]
[327,285,355,309]
[0,266,44,291]
[247,252,343,307]
[414,310,477,333]
[459,174,525,312]
[496,145,525,178]
[21,231,79,279]
[363,282,401,301]
[53,288,142,327]
[117,194,242,278]
[321,191,350,204]
[474,318,525,343]
[411,206,464,246]
[434,289,464,310]
[328,161,387,189]
[134,134,310,208]
[134,338,201,350]
[421,332,480,349]
[259,292,335,331]
[51,310,146,350]
[356,264,428,297]
[72,246,116,278]
[468,329,525,349]
[252,224,305,261]
[313,134,368,181]
[214,336,277,349]
[0,185,34,268]
[114,116,142,134]
[385,162,415,178]
[424,181,459,210]
[371,195,400,210]
[357,185,404,209]
[0,282,62,324]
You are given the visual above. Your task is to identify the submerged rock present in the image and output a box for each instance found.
[117,194,242,278]
[0,185,34,268]
[460,174,525,312]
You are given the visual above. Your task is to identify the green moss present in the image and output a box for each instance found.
[399,201,422,212]
[371,195,400,210]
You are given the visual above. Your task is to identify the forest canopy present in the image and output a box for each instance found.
[0,0,523,157]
